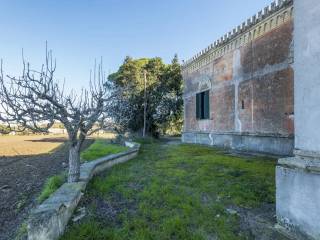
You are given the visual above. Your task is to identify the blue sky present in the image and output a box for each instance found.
[0,0,271,91]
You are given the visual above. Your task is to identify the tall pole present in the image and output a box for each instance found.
[143,70,147,137]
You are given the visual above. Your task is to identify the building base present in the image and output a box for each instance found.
[182,132,293,156]
[276,155,320,239]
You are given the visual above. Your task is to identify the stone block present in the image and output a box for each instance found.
[28,182,86,240]
[276,157,320,239]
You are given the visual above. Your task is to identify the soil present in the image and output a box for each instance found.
[0,135,66,157]
[229,204,292,240]
[0,138,93,240]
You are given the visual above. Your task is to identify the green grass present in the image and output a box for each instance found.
[133,136,160,145]
[61,141,276,240]
[37,173,66,203]
[15,222,28,240]
[81,139,128,162]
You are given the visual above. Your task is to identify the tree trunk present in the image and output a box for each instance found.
[68,144,80,183]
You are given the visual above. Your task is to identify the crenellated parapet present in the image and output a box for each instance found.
[182,0,293,74]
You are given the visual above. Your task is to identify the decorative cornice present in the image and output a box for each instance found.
[182,0,293,73]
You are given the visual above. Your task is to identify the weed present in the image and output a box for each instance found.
[37,173,66,203]
[15,222,28,240]
[15,194,28,213]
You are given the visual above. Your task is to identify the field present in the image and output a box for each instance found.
[0,134,66,157]
[0,133,116,157]
[0,134,93,240]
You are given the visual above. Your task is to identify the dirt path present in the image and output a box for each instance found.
[0,139,93,240]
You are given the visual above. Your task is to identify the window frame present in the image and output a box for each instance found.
[196,90,210,120]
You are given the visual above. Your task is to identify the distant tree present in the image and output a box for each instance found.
[0,47,120,182]
[108,55,183,136]
[0,124,10,134]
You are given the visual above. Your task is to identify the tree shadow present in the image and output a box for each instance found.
[24,137,66,143]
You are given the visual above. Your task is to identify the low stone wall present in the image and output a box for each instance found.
[27,141,140,240]
[182,132,293,156]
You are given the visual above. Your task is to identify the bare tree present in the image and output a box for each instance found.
[0,46,120,182]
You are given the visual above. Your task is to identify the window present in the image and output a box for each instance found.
[241,100,245,110]
[196,90,210,120]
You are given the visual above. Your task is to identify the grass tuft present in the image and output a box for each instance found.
[60,220,114,240]
[37,173,66,203]
[15,222,28,240]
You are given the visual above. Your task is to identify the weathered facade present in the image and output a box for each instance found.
[182,0,294,155]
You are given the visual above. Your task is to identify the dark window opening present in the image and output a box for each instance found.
[241,100,245,110]
[196,90,210,120]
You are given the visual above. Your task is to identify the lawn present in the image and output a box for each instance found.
[61,139,281,240]
[81,139,129,162]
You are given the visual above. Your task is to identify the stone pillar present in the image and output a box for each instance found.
[276,0,320,239]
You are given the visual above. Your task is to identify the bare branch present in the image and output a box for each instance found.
[0,46,123,182]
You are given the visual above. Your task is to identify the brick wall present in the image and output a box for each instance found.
[183,2,294,140]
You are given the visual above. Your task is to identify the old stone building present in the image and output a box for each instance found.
[182,0,294,155]
[182,0,320,238]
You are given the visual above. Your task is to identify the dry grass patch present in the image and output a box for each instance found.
[0,135,66,156]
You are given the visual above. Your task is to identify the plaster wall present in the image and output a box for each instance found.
[276,0,320,238]
[276,160,320,239]
[294,0,320,153]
